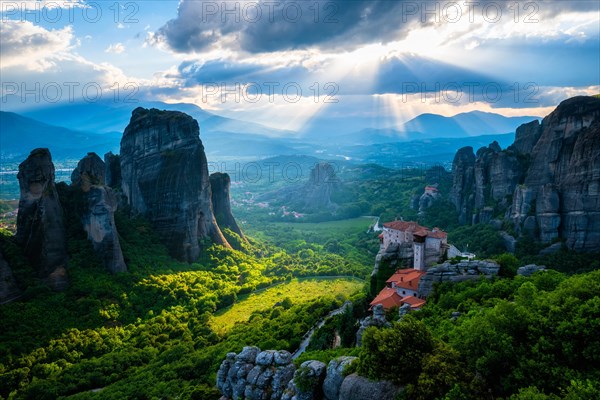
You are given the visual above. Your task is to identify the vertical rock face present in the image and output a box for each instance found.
[303,162,339,211]
[449,96,600,251]
[451,142,525,225]
[104,152,122,189]
[511,96,600,250]
[449,146,476,224]
[120,108,229,262]
[210,172,245,239]
[510,119,542,155]
[16,148,68,290]
[0,250,20,304]
[72,153,127,273]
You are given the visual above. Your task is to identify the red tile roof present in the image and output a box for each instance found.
[383,220,423,232]
[386,269,425,290]
[427,230,448,239]
[383,220,447,240]
[425,186,438,191]
[369,287,403,310]
[400,296,426,309]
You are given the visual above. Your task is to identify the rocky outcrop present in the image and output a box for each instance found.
[449,146,476,225]
[323,357,356,400]
[450,141,525,225]
[16,148,68,290]
[217,347,296,400]
[302,162,339,211]
[510,96,600,251]
[510,120,542,155]
[120,108,229,262]
[104,152,122,189]
[356,304,390,347]
[210,172,245,240]
[0,250,20,304]
[338,374,402,400]
[517,264,546,277]
[417,187,440,215]
[217,350,374,400]
[450,96,600,252]
[282,360,327,400]
[72,153,126,274]
[417,260,500,297]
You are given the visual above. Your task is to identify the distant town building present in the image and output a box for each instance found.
[379,220,448,270]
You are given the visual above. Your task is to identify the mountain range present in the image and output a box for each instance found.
[1,101,539,164]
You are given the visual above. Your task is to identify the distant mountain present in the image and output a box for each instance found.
[0,111,120,161]
[322,132,518,168]
[401,111,540,139]
[19,100,296,138]
[303,111,540,145]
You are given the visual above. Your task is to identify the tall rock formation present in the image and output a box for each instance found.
[16,148,68,290]
[449,146,476,224]
[71,153,127,273]
[209,172,245,239]
[450,142,525,225]
[0,250,20,304]
[302,162,339,211]
[120,108,229,262]
[449,95,600,251]
[510,96,600,251]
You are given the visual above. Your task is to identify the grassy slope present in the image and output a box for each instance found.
[211,277,364,333]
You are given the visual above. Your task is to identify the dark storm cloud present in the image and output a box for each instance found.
[154,0,599,54]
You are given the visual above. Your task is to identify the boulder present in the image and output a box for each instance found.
[323,357,356,400]
[517,264,547,277]
[338,374,402,400]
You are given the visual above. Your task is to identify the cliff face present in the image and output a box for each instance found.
[511,96,600,251]
[449,146,476,224]
[120,108,229,262]
[450,96,600,251]
[210,172,245,240]
[302,162,339,211]
[450,142,525,225]
[16,148,68,290]
[71,153,127,273]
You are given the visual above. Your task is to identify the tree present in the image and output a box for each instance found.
[357,316,434,385]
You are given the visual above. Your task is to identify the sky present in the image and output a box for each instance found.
[1,0,599,132]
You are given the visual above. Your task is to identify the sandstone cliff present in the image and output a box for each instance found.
[120,108,229,262]
[71,153,127,273]
[210,172,245,240]
[449,96,600,251]
[511,96,600,250]
[16,148,68,290]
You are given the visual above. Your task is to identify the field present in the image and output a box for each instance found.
[211,277,365,333]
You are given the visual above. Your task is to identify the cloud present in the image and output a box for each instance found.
[0,0,86,12]
[152,0,600,54]
[105,42,126,54]
[0,20,73,71]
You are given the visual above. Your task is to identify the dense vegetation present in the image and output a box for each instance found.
[0,208,366,400]
[323,270,600,399]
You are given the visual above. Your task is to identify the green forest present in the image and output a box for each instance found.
[1,165,600,400]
